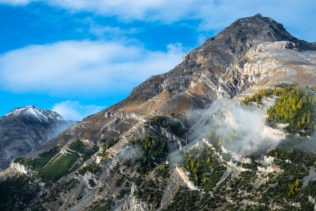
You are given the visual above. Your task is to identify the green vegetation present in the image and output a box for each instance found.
[101,137,119,152]
[267,86,316,134]
[164,186,217,210]
[304,180,316,198]
[15,147,59,170]
[267,149,315,166]
[183,146,226,191]
[243,84,316,135]
[117,189,130,199]
[39,152,79,182]
[163,140,316,210]
[207,147,316,210]
[248,148,316,210]
[130,135,168,174]
[69,140,85,153]
[135,179,164,209]
[0,175,39,211]
[133,164,171,209]
[242,89,276,105]
[41,178,80,205]
[115,175,126,187]
[82,146,99,162]
[150,116,187,137]
[230,170,256,195]
[275,83,298,89]
[60,178,79,193]
[97,138,119,165]
[89,179,96,187]
[78,162,100,175]
[155,164,170,178]
[93,199,115,211]
[24,140,99,182]
[242,84,300,105]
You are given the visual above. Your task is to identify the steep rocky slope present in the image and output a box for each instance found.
[0,106,70,170]
[1,14,316,211]
[49,14,316,148]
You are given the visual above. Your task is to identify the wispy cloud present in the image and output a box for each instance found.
[0,0,35,5]
[1,0,316,41]
[0,40,184,97]
[89,25,142,40]
[52,100,104,121]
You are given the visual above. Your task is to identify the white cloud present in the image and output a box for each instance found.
[0,0,200,21]
[1,0,316,41]
[0,0,35,5]
[52,100,104,121]
[48,0,198,22]
[89,25,142,39]
[0,40,184,96]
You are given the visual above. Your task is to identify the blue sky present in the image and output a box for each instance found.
[0,0,315,120]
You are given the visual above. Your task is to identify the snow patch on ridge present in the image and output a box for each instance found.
[5,105,64,122]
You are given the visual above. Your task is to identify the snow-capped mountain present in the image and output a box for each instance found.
[4,105,64,122]
[0,106,71,171]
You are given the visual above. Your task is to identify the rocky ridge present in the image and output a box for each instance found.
[1,14,316,211]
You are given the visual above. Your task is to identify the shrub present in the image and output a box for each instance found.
[93,199,114,211]
[61,179,79,193]
[155,164,170,178]
[242,88,275,105]
[130,135,168,175]
[101,137,119,153]
[69,140,85,153]
[82,146,98,161]
[0,175,39,210]
[183,147,226,191]
[118,189,130,199]
[89,179,96,187]
[136,179,164,208]
[78,162,100,175]
[150,116,187,137]
[165,187,204,210]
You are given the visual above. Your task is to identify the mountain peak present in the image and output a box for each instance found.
[253,13,263,17]
[0,106,70,170]
[4,105,64,122]
[204,14,315,55]
[231,13,285,31]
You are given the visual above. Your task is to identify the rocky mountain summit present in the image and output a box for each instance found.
[1,14,316,211]
[51,14,316,147]
[0,106,70,171]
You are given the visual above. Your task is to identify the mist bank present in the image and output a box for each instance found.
[187,99,287,159]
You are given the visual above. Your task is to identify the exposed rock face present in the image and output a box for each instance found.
[119,184,150,211]
[50,14,316,147]
[0,106,70,170]
[122,13,315,109]
[1,14,316,211]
